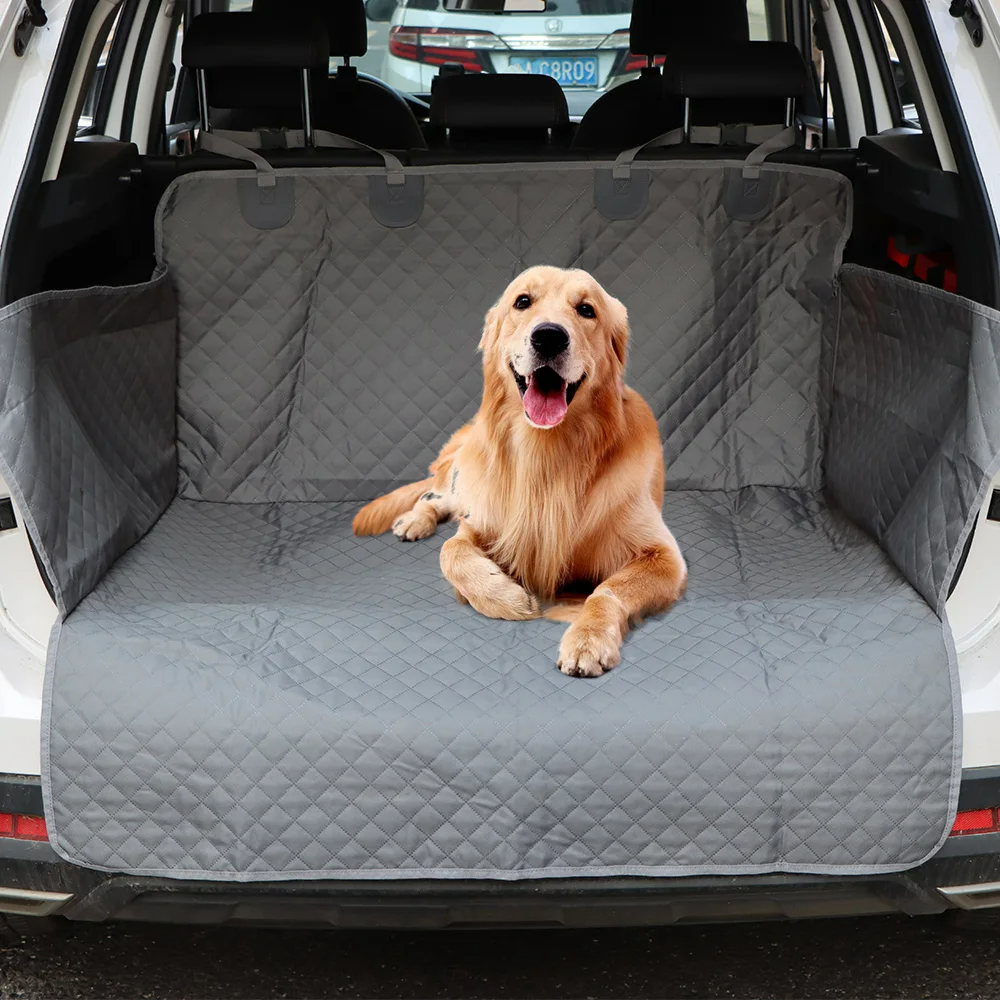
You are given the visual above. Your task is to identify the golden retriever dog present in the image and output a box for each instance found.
[353,266,686,676]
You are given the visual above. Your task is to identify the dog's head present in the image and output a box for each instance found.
[479,266,629,430]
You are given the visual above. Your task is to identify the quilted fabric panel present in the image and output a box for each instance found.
[21,163,986,879]
[45,490,955,878]
[0,277,177,614]
[158,163,849,502]
[828,266,1000,612]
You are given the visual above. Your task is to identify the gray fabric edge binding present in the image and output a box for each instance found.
[39,616,62,849]
[153,158,855,255]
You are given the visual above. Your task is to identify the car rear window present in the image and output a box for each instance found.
[256,0,775,114]
[402,1,634,11]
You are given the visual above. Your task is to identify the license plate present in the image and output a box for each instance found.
[507,55,599,88]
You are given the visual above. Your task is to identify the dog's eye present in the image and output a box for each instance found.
[514,294,532,310]
[576,302,596,319]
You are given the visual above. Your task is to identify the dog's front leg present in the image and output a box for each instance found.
[558,542,687,677]
[393,491,457,541]
[441,522,540,621]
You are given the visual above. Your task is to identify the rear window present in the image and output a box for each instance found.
[77,3,126,134]
[402,1,634,11]
[383,0,774,112]
[872,4,921,128]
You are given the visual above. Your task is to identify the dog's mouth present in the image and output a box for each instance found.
[510,364,585,428]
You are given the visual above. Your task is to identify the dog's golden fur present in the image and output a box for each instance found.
[353,266,686,676]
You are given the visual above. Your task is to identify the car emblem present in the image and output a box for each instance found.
[545,18,562,32]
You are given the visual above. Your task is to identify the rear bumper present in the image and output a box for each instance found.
[4,846,1000,929]
[2,769,1000,929]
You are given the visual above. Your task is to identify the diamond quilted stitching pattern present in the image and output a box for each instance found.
[162,166,847,503]
[8,166,996,880]
[0,277,176,613]
[830,266,1000,611]
[47,491,955,878]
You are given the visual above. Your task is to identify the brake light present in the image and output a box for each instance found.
[950,807,1000,836]
[624,52,665,72]
[599,29,664,73]
[0,812,48,841]
[389,26,505,72]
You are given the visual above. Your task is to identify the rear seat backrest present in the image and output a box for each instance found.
[182,12,329,137]
[573,0,750,150]
[428,74,571,148]
[252,0,427,150]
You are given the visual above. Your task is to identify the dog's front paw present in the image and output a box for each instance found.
[558,615,622,678]
[392,509,437,542]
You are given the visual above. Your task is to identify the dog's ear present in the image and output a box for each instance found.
[606,295,629,368]
[478,305,502,352]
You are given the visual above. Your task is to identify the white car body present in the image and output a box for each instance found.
[0,0,999,815]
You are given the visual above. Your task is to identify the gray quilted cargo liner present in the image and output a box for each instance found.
[0,159,994,879]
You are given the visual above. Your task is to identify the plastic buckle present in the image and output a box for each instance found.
[257,130,289,151]
[719,123,749,146]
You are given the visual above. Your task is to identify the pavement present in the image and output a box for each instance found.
[1,914,998,998]
[356,23,390,80]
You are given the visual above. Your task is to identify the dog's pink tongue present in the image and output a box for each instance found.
[523,377,568,427]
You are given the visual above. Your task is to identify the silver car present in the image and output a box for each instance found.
[368,0,639,117]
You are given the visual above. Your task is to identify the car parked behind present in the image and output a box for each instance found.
[368,0,641,116]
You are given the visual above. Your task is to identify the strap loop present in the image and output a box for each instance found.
[612,123,798,181]
[741,126,797,179]
[198,131,276,188]
[200,128,407,187]
[312,130,406,186]
[613,127,684,180]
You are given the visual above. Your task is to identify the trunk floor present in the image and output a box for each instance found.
[44,488,956,878]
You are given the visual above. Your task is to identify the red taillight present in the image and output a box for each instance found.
[423,47,484,71]
[599,30,665,73]
[950,807,1000,836]
[389,26,503,72]
[623,52,665,72]
[0,812,48,841]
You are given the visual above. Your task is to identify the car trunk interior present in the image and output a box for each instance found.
[1,125,999,881]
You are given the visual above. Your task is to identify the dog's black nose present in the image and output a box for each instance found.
[531,324,570,360]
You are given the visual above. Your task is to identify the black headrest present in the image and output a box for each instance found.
[429,75,570,131]
[183,12,330,70]
[663,41,809,99]
[630,0,749,56]
[253,0,368,58]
